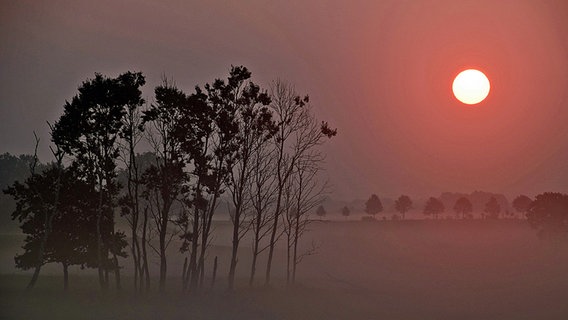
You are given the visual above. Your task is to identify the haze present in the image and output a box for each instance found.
[2,0,568,200]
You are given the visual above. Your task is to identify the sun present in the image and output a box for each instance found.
[452,69,490,105]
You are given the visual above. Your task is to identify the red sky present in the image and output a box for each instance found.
[1,0,567,200]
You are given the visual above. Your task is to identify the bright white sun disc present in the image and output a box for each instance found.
[452,69,490,105]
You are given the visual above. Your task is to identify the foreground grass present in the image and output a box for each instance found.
[0,274,366,320]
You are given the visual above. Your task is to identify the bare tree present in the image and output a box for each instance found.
[265,80,336,286]
[283,161,325,285]
[248,145,277,286]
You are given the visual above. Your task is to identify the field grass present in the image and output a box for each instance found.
[2,219,568,319]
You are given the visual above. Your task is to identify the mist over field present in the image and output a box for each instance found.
[2,220,568,319]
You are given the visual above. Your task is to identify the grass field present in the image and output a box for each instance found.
[2,219,568,319]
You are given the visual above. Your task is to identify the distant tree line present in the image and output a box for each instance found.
[3,66,336,293]
[355,193,547,221]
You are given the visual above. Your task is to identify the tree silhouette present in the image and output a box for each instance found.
[484,196,501,219]
[118,90,148,292]
[4,166,108,291]
[316,205,327,218]
[52,71,144,290]
[423,197,444,219]
[284,155,328,285]
[365,194,383,219]
[453,197,473,219]
[394,195,412,220]
[264,80,336,286]
[526,192,568,239]
[512,195,532,218]
[141,80,188,293]
[248,142,276,286]
[341,206,350,219]
[225,66,275,291]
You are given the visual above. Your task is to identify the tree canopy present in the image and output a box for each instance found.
[453,197,473,219]
[526,192,568,238]
[394,195,412,219]
[365,194,383,217]
[423,197,444,219]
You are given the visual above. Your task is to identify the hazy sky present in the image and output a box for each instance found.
[1,0,568,200]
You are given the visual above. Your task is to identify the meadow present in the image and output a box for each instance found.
[2,219,568,319]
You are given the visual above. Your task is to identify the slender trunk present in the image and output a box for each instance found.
[249,220,260,286]
[228,205,240,291]
[292,218,300,284]
[97,177,106,291]
[159,218,167,293]
[197,190,220,288]
[62,262,69,292]
[181,257,188,292]
[132,233,140,291]
[141,207,150,292]
[211,256,218,288]
[249,250,258,287]
[265,190,282,286]
[286,229,291,286]
[188,204,200,290]
[113,254,121,290]
[128,145,141,292]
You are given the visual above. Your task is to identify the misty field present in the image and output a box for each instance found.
[2,219,568,320]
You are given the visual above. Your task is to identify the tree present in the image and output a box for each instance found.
[117,87,148,292]
[141,80,188,293]
[341,206,350,219]
[453,197,473,219]
[4,165,109,291]
[316,205,327,219]
[484,196,501,219]
[225,66,275,291]
[52,71,144,290]
[365,194,383,218]
[284,155,329,285]
[394,195,412,220]
[247,141,276,286]
[423,197,444,219]
[264,80,336,286]
[512,195,532,218]
[526,192,568,239]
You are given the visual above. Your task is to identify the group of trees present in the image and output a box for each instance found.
[359,194,537,220]
[3,66,336,293]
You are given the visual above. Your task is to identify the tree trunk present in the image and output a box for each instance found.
[265,190,283,286]
[228,211,240,291]
[188,206,200,291]
[113,254,121,290]
[97,178,107,291]
[197,191,220,288]
[211,256,218,288]
[292,219,300,284]
[62,262,69,292]
[286,230,291,286]
[249,233,259,286]
[141,208,150,292]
